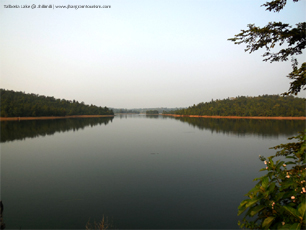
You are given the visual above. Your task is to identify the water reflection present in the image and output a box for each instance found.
[116,114,160,119]
[145,115,160,119]
[165,116,304,137]
[0,117,113,143]
[117,114,129,119]
[1,115,302,229]
[0,201,5,229]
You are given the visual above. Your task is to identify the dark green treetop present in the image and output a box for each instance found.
[0,89,114,117]
[166,95,305,117]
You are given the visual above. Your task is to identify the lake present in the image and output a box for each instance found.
[1,115,304,229]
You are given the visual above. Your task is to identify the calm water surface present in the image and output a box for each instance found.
[1,115,304,229]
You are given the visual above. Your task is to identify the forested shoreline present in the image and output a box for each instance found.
[0,89,114,117]
[164,95,305,117]
[146,110,159,114]
[1,90,305,118]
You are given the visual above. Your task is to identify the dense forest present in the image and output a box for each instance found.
[146,110,159,114]
[112,108,140,114]
[164,95,305,117]
[0,89,114,117]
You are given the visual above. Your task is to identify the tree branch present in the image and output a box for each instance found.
[261,0,300,13]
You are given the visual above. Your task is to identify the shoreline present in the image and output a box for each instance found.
[162,114,306,120]
[1,114,305,121]
[0,115,114,121]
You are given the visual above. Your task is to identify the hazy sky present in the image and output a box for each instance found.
[1,0,305,108]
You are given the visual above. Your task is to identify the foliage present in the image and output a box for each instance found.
[228,0,305,95]
[286,61,306,96]
[146,110,159,114]
[0,89,114,117]
[165,95,305,117]
[262,0,300,12]
[229,1,306,229]
[238,130,306,229]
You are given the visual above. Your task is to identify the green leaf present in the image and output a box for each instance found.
[290,223,301,230]
[245,197,261,208]
[246,186,260,196]
[279,224,292,229]
[267,171,274,179]
[253,175,267,181]
[238,206,248,216]
[276,161,285,171]
[238,199,249,209]
[238,199,250,216]
[298,202,306,218]
[283,206,302,220]
[262,216,275,229]
[288,202,296,207]
[262,176,269,188]
[263,190,271,198]
[275,192,285,202]
[281,181,294,190]
[268,182,276,193]
[286,156,296,159]
[250,205,265,217]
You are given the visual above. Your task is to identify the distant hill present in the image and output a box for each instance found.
[0,89,114,117]
[146,110,159,115]
[111,107,186,114]
[111,108,140,114]
[164,95,305,117]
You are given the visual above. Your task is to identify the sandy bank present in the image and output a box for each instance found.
[162,114,306,120]
[0,115,114,121]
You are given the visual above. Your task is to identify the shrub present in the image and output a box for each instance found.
[238,130,306,229]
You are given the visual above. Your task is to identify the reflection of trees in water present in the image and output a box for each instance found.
[116,114,161,119]
[167,117,304,137]
[0,201,5,229]
[1,117,113,143]
[118,114,129,119]
[145,115,160,119]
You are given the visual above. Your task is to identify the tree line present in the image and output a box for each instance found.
[0,89,114,117]
[164,95,305,117]
[146,110,159,114]
[112,108,140,114]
